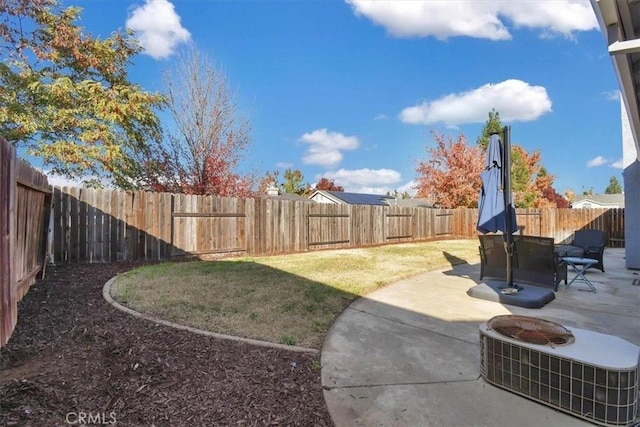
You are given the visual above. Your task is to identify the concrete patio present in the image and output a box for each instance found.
[321,248,640,426]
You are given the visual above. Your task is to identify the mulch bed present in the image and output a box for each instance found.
[0,262,333,426]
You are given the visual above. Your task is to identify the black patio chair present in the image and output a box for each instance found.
[555,229,606,272]
[479,234,566,291]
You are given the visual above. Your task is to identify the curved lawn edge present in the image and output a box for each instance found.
[102,276,319,354]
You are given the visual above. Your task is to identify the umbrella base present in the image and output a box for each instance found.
[467,280,555,308]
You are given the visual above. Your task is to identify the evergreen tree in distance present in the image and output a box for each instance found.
[604,176,623,194]
[476,109,503,150]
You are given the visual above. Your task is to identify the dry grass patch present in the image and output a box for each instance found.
[111,239,479,349]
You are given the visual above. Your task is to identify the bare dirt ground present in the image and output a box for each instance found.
[0,262,332,426]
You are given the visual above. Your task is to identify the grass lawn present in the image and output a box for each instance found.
[110,239,479,349]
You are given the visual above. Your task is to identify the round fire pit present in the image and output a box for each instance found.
[487,315,575,346]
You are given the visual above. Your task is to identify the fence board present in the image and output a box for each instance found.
[0,139,16,347]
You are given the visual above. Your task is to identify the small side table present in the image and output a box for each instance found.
[561,257,598,292]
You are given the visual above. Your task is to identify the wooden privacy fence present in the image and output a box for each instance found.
[50,187,458,262]
[1,136,51,347]
[452,207,626,247]
[51,186,626,264]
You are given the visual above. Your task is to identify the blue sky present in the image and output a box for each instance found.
[52,0,623,195]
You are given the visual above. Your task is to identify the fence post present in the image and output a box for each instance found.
[0,137,16,347]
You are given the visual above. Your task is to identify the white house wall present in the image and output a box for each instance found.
[591,0,640,270]
[622,101,640,268]
[311,193,336,204]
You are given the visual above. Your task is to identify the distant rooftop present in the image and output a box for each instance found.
[310,190,433,207]
[320,191,392,206]
[387,198,434,208]
[262,193,311,202]
[572,193,624,208]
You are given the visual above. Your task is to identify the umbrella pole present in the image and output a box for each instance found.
[502,126,515,287]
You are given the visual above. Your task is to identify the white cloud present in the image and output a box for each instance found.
[603,90,621,101]
[351,186,392,194]
[46,173,84,188]
[43,172,113,188]
[314,170,415,194]
[498,1,597,36]
[346,0,597,40]
[396,180,417,197]
[126,0,191,60]
[318,168,403,193]
[276,162,293,169]
[299,129,359,168]
[374,114,389,121]
[586,156,608,167]
[611,159,624,169]
[324,168,402,187]
[400,79,552,126]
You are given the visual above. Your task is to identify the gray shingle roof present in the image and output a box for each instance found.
[262,193,311,202]
[310,190,394,205]
[572,193,624,207]
[324,191,392,205]
[384,198,433,208]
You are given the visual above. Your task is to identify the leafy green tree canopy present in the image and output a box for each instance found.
[0,0,165,188]
[476,109,503,150]
[604,176,622,194]
[280,169,307,195]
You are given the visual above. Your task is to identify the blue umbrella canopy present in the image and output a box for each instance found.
[477,133,517,234]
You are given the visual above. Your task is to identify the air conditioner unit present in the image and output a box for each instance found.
[480,316,640,426]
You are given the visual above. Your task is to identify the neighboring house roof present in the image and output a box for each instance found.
[309,190,434,207]
[571,193,624,208]
[310,190,392,205]
[262,193,311,202]
[384,198,434,208]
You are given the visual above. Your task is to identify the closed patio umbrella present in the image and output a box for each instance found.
[477,133,517,234]
[477,130,518,286]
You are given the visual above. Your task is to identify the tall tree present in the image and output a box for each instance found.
[141,47,255,197]
[476,110,566,208]
[280,168,307,195]
[604,176,622,194]
[534,167,568,208]
[476,109,503,150]
[315,177,344,192]
[0,0,165,188]
[414,131,484,208]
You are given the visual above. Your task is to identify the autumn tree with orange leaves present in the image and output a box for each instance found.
[315,177,344,192]
[414,131,484,208]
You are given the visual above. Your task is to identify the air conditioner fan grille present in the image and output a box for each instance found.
[487,315,575,346]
